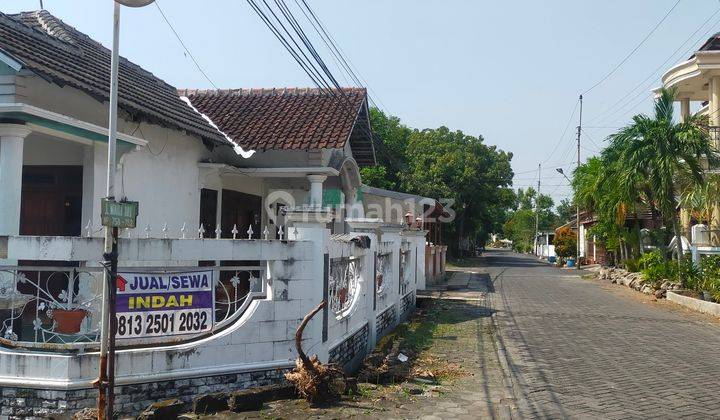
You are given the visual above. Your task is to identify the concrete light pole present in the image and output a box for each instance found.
[97,2,155,419]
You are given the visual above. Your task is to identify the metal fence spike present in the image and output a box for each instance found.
[198,223,206,239]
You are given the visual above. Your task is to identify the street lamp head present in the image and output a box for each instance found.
[115,0,155,7]
[556,168,564,174]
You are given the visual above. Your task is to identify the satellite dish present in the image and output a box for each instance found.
[115,0,155,7]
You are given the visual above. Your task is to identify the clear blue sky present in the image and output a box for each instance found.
[3,0,717,205]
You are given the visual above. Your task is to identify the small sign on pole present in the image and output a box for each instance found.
[101,199,139,229]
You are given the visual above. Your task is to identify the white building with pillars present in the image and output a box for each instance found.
[0,10,433,417]
[660,32,720,250]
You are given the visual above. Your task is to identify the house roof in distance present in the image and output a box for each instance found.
[179,87,376,166]
[0,10,227,146]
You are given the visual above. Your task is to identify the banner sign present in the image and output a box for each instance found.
[115,270,214,339]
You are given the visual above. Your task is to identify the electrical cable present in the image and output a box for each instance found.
[582,0,682,95]
[541,98,580,166]
[154,0,219,89]
[589,4,720,124]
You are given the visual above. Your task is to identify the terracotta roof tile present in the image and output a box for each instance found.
[179,87,372,155]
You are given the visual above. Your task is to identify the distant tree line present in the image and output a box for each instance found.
[363,108,515,257]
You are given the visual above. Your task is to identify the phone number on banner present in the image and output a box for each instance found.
[116,308,212,338]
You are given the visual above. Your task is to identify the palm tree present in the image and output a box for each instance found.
[573,153,644,262]
[608,87,717,263]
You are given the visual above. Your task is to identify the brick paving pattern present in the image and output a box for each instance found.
[488,251,720,419]
[209,251,720,419]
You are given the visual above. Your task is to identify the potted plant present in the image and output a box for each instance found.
[49,289,88,334]
[51,308,88,334]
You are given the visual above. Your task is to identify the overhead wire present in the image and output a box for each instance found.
[591,8,720,128]
[589,4,720,124]
[582,0,682,95]
[541,98,580,166]
[154,0,219,89]
[294,0,388,112]
[245,0,404,172]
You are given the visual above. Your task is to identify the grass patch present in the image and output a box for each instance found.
[376,301,467,384]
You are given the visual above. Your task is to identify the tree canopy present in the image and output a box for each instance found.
[362,108,515,255]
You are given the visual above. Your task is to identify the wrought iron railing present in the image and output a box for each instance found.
[328,256,361,315]
[0,264,265,350]
[399,249,412,296]
[375,251,391,297]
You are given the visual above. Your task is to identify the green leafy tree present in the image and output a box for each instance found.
[362,109,515,256]
[556,199,575,224]
[503,188,557,252]
[553,226,577,259]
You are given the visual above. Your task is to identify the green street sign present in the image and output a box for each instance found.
[101,199,139,228]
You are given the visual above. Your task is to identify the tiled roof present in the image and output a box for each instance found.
[179,87,376,165]
[0,10,227,146]
[693,32,720,57]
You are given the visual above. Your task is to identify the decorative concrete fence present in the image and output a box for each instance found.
[0,209,426,417]
[425,244,447,285]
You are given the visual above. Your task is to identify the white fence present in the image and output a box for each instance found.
[0,210,426,399]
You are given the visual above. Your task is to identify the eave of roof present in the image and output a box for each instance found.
[0,10,228,147]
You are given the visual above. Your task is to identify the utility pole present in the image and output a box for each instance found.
[576,95,583,270]
[534,163,541,256]
[97,3,154,420]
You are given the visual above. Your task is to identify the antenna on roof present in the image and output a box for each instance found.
[39,0,44,9]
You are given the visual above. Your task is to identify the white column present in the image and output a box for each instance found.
[284,207,333,361]
[307,174,327,207]
[711,77,720,243]
[0,124,31,238]
[0,124,31,291]
[711,77,720,144]
[680,98,690,122]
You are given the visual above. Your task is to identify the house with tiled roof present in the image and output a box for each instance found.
[180,87,377,236]
[0,10,430,417]
[0,9,377,247]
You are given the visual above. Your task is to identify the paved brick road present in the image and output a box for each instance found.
[487,250,720,419]
[209,251,720,419]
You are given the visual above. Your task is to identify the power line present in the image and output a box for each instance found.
[593,4,720,123]
[582,0,682,95]
[582,128,602,150]
[294,0,388,112]
[244,0,396,168]
[154,0,219,89]
[588,4,720,124]
[542,98,580,165]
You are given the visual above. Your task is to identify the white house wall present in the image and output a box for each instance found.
[22,133,84,165]
[17,74,217,240]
